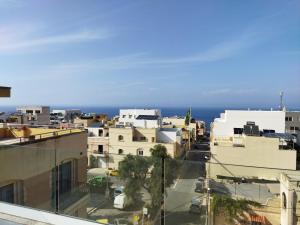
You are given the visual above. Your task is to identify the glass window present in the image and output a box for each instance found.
[0,183,14,203]
[118,135,124,141]
[98,129,103,137]
[118,149,124,155]
[98,145,104,154]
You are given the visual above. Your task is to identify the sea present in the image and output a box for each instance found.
[1,105,299,128]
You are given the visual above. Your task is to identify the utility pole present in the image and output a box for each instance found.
[279,91,284,111]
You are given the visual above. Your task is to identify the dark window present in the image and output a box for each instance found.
[118,149,124,155]
[140,136,146,141]
[26,110,33,114]
[98,129,103,137]
[35,110,41,114]
[285,116,293,121]
[0,183,14,203]
[98,145,104,154]
[118,135,124,141]
[59,161,72,195]
[233,128,243,134]
[282,192,287,209]
[137,149,143,156]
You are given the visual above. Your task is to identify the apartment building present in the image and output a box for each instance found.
[285,111,300,138]
[118,109,161,128]
[86,122,109,168]
[16,106,50,125]
[50,109,81,124]
[108,127,183,169]
[162,116,205,141]
[73,113,109,128]
[0,125,88,218]
[209,110,299,180]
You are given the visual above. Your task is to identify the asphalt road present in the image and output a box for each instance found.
[164,150,207,225]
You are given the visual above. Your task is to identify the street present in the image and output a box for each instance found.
[165,149,208,225]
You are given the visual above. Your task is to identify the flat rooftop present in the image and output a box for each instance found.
[0,127,83,145]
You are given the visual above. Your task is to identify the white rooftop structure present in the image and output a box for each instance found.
[118,109,161,128]
[212,110,285,138]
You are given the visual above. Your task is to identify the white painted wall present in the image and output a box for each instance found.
[213,110,285,137]
[118,109,161,128]
[158,128,181,143]
[134,119,160,128]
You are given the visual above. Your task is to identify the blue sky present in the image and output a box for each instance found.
[0,0,299,108]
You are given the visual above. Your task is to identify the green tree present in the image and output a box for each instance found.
[118,154,150,202]
[211,194,262,222]
[118,145,178,216]
[147,145,179,213]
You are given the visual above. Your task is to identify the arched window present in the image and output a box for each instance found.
[282,192,287,209]
[118,149,124,155]
[118,135,124,141]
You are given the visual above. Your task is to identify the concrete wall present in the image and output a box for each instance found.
[209,136,297,180]
[213,110,285,138]
[0,131,87,213]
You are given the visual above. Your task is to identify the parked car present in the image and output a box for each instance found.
[114,186,125,198]
[189,197,205,214]
[189,198,201,214]
[88,176,110,193]
[107,168,119,176]
[114,193,129,210]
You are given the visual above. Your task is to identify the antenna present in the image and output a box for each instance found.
[279,91,284,111]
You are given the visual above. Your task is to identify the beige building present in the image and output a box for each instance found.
[209,134,297,180]
[87,123,110,168]
[108,127,183,169]
[280,173,300,225]
[0,125,88,218]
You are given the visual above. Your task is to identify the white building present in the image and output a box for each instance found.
[51,109,81,123]
[16,106,50,125]
[212,110,285,138]
[118,109,161,128]
[209,110,298,180]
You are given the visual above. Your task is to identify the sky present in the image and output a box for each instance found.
[0,0,299,108]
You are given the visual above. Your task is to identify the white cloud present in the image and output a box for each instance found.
[0,24,113,53]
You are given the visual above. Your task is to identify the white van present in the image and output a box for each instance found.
[114,193,128,210]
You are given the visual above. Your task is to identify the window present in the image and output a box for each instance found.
[59,161,72,195]
[137,149,143,156]
[118,135,124,141]
[35,110,40,114]
[98,129,103,137]
[233,128,243,135]
[118,149,124,155]
[282,192,287,209]
[0,183,14,203]
[290,127,299,131]
[140,136,146,141]
[285,116,293,121]
[129,115,132,119]
[26,110,33,114]
[152,137,155,142]
[122,115,126,118]
[98,145,104,154]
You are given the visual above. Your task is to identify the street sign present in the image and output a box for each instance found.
[143,207,148,215]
